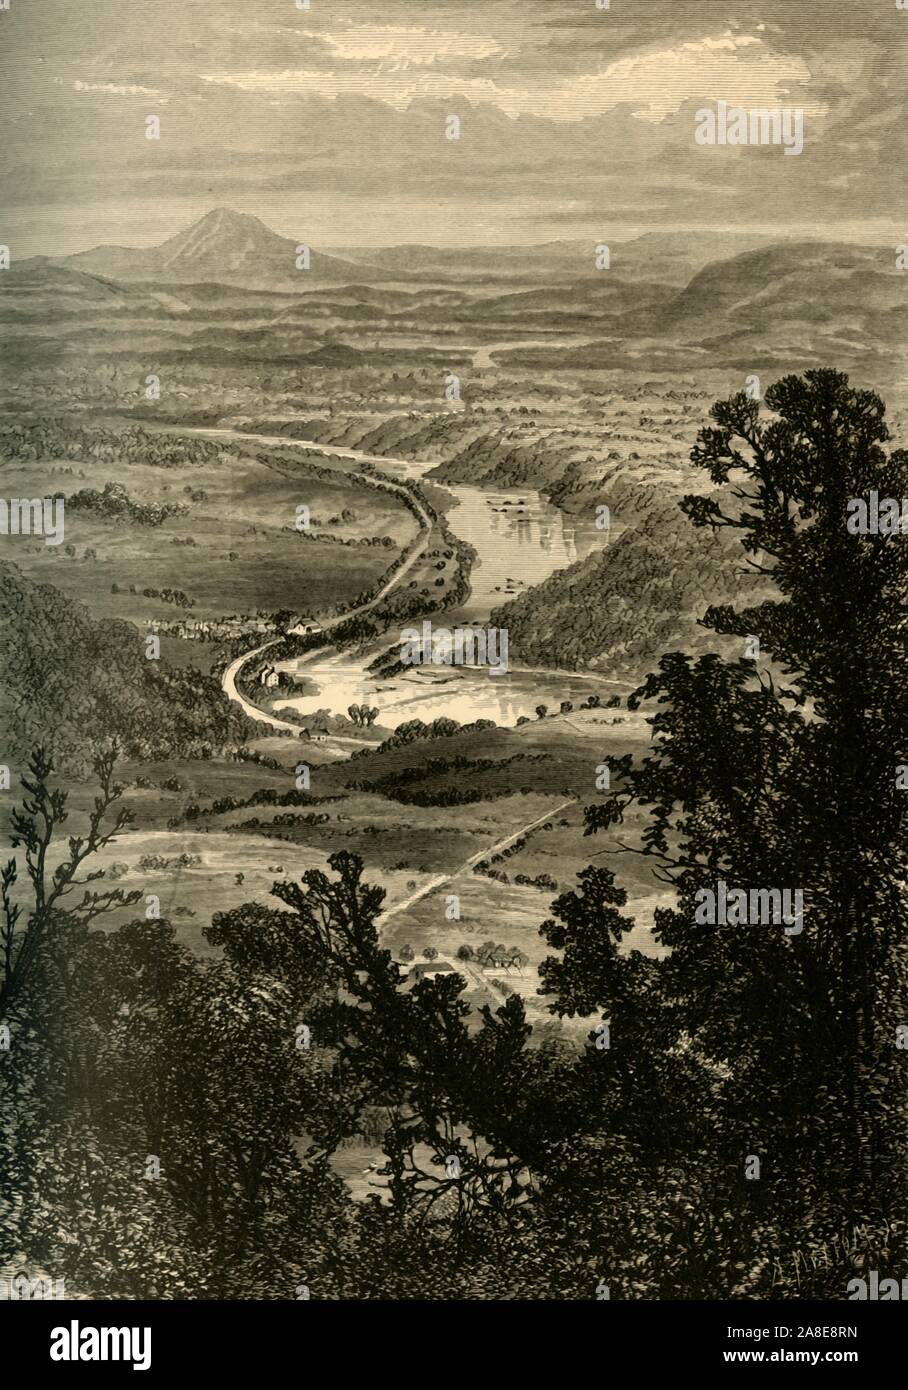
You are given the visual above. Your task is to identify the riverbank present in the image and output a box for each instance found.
[142,423,616,735]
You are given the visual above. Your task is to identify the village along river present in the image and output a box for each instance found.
[186,427,621,729]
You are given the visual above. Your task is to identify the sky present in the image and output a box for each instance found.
[1,0,906,255]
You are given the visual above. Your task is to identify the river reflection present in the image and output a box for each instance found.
[274,657,616,731]
[442,485,603,621]
[189,425,619,728]
[274,478,613,728]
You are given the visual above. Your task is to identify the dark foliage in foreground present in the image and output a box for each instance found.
[2,371,905,1298]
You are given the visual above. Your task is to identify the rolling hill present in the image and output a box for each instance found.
[646,241,902,335]
[0,263,172,320]
[2,213,902,376]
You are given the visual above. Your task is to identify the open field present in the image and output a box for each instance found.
[3,709,662,1025]
[0,434,417,630]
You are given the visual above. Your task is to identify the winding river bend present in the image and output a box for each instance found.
[187,426,620,730]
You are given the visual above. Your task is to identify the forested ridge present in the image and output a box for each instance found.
[0,562,254,769]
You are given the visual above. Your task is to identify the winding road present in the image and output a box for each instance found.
[196,425,622,742]
[203,427,436,747]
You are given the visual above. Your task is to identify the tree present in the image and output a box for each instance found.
[456,944,474,961]
[399,944,415,963]
[1,748,355,1299]
[0,745,141,1014]
[268,851,538,1246]
[576,369,908,1283]
[535,705,548,720]
[423,946,438,962]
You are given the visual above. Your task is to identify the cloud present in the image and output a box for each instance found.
[201,68,522,114]
[590,34,817,122]
[74,80,166,98]
[202,32,822,125]
[304,24,505,69]
[3,0,903,252]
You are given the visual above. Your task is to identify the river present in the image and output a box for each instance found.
[186,425,619,728]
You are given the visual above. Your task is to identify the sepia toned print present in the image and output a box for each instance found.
[1,0,907,1308]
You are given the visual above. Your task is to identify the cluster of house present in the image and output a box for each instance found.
[150,614,320,641]
[148,616,273,640]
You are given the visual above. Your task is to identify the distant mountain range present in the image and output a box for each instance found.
[2,208,904,373]
[343,231,776,286]
[28,209,778,291]
[549,240,908,372]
